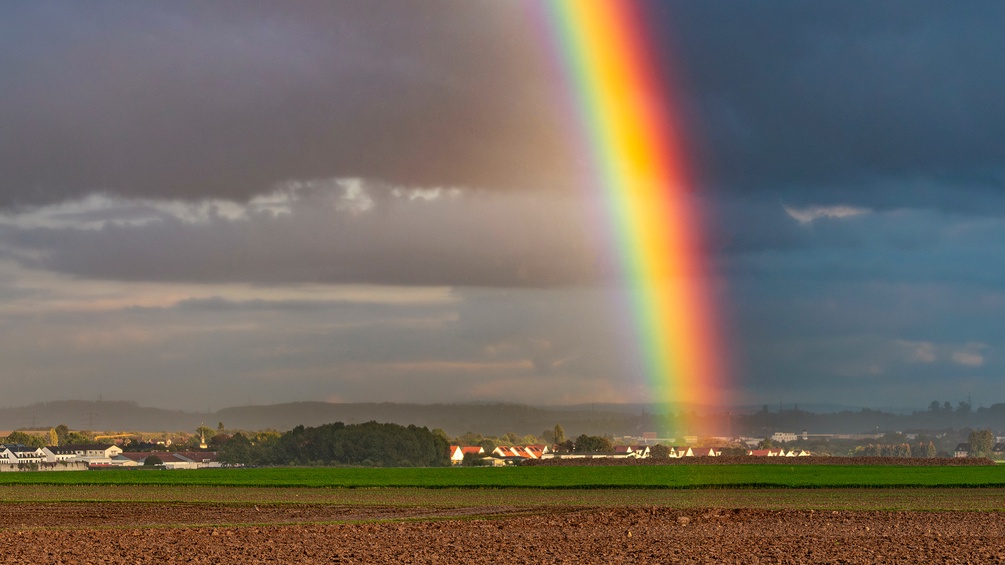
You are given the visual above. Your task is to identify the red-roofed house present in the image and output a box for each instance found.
[492,446,545,460]
[448,445,485,465]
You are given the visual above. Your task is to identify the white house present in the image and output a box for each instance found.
[50,444,123,465]
[42,446,78,463]
[0,444,46,465]
[112,451,220,469]
[448,445,485,465]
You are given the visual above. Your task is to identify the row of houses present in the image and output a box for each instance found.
[449,444,810,464]
[748,448,812,457]
[953,442,1005,458]
[0,444,220,469]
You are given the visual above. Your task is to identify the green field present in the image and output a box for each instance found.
[1,485,1004,512]
[1,464,1004,489]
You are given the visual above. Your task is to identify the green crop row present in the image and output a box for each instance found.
[0,464,1003,489]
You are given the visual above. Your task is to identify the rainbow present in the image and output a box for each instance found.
[541,2,724,418]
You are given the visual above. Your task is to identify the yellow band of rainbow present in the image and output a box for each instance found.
[543,1,724,417]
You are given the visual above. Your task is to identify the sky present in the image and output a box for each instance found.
[1,1,1004,410]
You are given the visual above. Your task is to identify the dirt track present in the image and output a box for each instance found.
[2,503,1005,563]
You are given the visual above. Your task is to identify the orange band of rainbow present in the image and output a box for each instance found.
[543,1,724,418]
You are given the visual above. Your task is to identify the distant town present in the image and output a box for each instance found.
[0,398,1002,470]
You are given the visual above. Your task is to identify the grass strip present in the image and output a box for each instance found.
[0,465,1004,489]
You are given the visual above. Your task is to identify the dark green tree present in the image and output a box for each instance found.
[553,424,565,445]
[649,444,671,459]
[461,452,487,466]
[196,426,214,442]
[219,432,253,465]
[63,431,95,445]
[144,455,163,466]
[573,434,613,453]
[229,421,450,467]
[54,424,70,445]
[555,439,575,453]
[969,429,995,458]
[4,431,46,448]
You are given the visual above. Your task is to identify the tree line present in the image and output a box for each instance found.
[219,421,449,467]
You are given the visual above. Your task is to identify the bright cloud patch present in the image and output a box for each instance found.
[0,178,460,231]
[952,343,988,367]
[784,205,871,224]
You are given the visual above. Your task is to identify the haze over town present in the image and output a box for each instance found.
[1,1,1004,411]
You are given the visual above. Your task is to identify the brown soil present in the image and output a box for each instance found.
[2,503,1005,563]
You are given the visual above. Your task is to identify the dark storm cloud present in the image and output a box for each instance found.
[658,1,1005,208]
[3,1,1004,212]
[0,1,571,207]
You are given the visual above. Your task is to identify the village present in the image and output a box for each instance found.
[0,442,221,471]
[0,421,997,471]
[448,443,811,466]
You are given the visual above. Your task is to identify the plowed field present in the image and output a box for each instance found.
[2,488,1004,563]
[2,504,1005,563]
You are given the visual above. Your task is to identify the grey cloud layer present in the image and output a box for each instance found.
[0,181,604,286]
[0,284,634,407]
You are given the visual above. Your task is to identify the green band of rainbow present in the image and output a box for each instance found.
[543,1,723,416]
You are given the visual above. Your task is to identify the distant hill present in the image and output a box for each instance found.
[214,402,649,437]
[3,399,997,438]
[0,400,208,433]
[0,400,650,437]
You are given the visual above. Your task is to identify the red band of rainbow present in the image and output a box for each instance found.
[542,1,724,418]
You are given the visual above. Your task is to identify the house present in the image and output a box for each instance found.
[42,446,79,463]
[690,447,719,457]
[955,443,970,458]
[554,451,636,460]
[112,452,220,469]
[993,442,1005,457]
[771,432,798,443]
[0,444,45,465]
[490,444,546,458]
[480,457,508,467]
[670,446,694,458]
[172,452,222,468]
[448,445,485,465]
[631,445,651,458]
[524,445,551,458]
[53,444,123,465]
[747,449,781,457]
[610,445,650,459]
